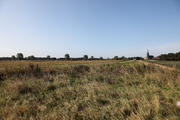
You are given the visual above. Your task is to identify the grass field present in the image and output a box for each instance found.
[147,60,180,69]
[1,61,180,119]
[0,60,122,69]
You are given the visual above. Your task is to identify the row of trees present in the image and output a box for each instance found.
[158,52,180,60]
[12,54,36,60]
[11,53,55,61]
[60,54,104,60]
[11,53,146,61]
[113,56,125,60]
[11,53,105,61]
[112,56,144,60]
[9,51,180,61]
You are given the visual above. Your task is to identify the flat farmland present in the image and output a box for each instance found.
[0,60,122,69]
[147,61,180,69]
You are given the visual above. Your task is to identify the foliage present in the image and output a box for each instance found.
[46,55,50,60]
[28,56,31,60]
[16,53,23,61]
[71,58,76,61]
[65,54,70,60]
[11,55,15,60]
[128,57,144,60]
[83,55,88,60]
[114,56,118,60]
[31,55,35,60]
[100,57,103,60]
[158,51,180,60]
[91,56,93,60]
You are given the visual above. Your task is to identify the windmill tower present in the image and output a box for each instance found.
[146,49,149,60]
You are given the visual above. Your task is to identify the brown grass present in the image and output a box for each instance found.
[0,61,180,119]
[0,60,120,69]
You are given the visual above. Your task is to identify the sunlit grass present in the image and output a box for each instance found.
[0,61,180,119]
[147,60,180,69]
[0,60,121,69]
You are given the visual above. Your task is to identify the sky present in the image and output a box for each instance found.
[0,0,180,58]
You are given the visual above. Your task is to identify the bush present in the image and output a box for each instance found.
[16,53,23,61]
[83,55,88,60]
[65,54,70,60]
[100,57,103,60]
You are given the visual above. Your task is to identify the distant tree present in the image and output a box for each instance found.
[91,56,94,60]
[84,55,88,60]
[176,56,180,61]
[16,53,23,61]
[135,57,141,60]
[159,55,162,60]
[11,55,15,60]
[168,53,175,59]
[114,56,118,60]
[107,57,109,60]
[31,55,35,60]
[65,54,70,60]
[27,56,31,60]
[160,54,168,60]
[71,58,76,61]
[141,57,144,60]
[100,57,103,60]
[122,56,125,59]
[51,58,57,60]
[158,51,180,60]
[47,55,50,60]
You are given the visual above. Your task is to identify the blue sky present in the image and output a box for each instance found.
[0,0,180,58]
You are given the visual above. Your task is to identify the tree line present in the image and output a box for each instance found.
[0,53,145,61]
[158,51,180,60]
[5,51,180,61]
[0,53,103,61]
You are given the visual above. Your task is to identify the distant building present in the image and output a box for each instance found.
[145,49,154,60]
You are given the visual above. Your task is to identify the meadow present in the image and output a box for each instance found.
[147,60,180,69]
[0,60,121,69]
[0,61,180,119]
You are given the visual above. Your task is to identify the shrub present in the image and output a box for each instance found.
[65,54,70,60]
[83,55,88,60]
[16,53,23,61]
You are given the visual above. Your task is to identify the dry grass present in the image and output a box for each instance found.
[147,60,180,69]
[0,60,120,69]
[0,61,180,119]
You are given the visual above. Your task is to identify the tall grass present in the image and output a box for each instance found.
[0,60,121,69]
[147,60,180,69]
[0,62,180,119]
